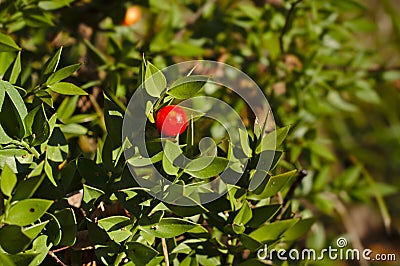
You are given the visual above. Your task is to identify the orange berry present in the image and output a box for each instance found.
[123,6,141,26]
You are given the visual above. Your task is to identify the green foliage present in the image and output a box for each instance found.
[0,0,398,265]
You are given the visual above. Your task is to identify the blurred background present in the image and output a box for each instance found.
[1,0,399,264]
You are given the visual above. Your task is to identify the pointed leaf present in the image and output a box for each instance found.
[140,218,202,238]
[167,75,208,99]
[249,219,299,242]
[252,170,297,199]
[257,125,291,153]
[1,165,17,197]
[144,62,166,97]
[54,208,77,246]
[0,225,30,254]
[5,199,53,226]
[13,174,45,201]
[184,157,229,179]
[49,82,87,95]
[125,242,158,265]
[38,0,75,10]
[46,63,82,85]
[83,184,105,204]
[23,221,49,239]
[9,51,21,84]
[0,33,20,52]
[282,217,316,241]
[233,201,252,226]
[41,47,62,79]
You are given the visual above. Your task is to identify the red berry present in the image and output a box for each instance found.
[155,105,188,137]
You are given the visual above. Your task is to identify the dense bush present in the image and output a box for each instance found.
[0,0,398,265]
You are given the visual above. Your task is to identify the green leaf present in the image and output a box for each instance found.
[46,63,82,85]
[145,100,155,123]
[184,157,229,179]
[144,62,166,97]
[12,174,44,201]
[98,216,131,231]
[41,47,62,79]
[247,204,281,228]
[9,51,21,84]
[256,125,291,153]
[23,221,49,239]
[104,98,123,145]
[0,32,20,52]
[36,90,53,107]
[309,141,336,161]
[125,242,158,265]
[83,39,108,65]
[0,81,27,140]
[4,82,28,119]
[0,252,15,266]
[233,201,252,227]
[249,219,299,242]
[336,166,361,188]
[54,208,77,246]
[28,235,52,266]
[167,75,208,99]
[282,217,316,241]
[170,42,205,57]
[238,234,263,251]
[5,199,53,226]
[44,213,62,246]
[140,218,202,238]
[251,170,297,199]
[56,96,79,122]
[99,216,133,243]
[0,149,33,173]
[83,184,105,204]
[327,91,358,112]
[0,94,25,139]
[43,127,68,162]
[239,128,252,157]
[1,165,17,197]
[162,140,182,175]
[87,219,114,246]
[49,82,87,95]
[44,159,57,187]
[356,182,399,198]
[25,104,50,146]
[59,123,88,135]
[0,225,30,254]
[127,151,163,167]
[0,80,5,109]
[22,9,54,27]
[38,0,75,10]
[354,82,380,104]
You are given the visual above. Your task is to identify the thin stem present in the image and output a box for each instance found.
[161,238,170,266]
[350,155,392,232]
[48,250,67,266]
[279,0,304,55]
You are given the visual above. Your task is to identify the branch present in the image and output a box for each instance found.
[279,0,304,55]
[48,250,67,266]
[161,238,170,266]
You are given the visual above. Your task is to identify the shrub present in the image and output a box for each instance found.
[0,0,397,265]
